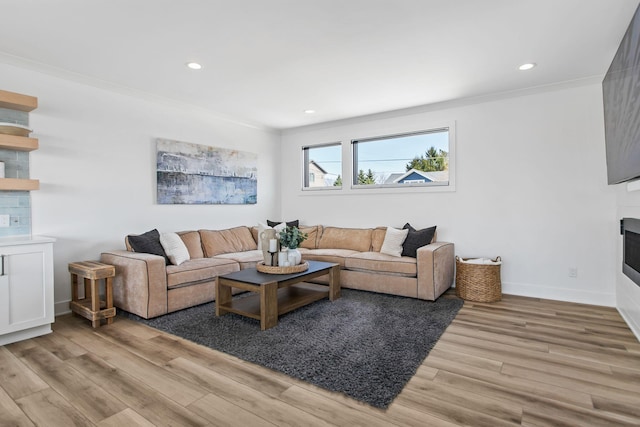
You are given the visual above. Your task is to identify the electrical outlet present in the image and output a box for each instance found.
[0,215,9,227]
[568,267,578,278]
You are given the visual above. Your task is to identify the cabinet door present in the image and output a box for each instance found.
[0,244,53,335]
[0,273,8,328]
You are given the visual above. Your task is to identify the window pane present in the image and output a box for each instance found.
[352,129,449,187]
[302,143,342,188]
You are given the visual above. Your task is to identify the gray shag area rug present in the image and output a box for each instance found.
[120,289,463,408]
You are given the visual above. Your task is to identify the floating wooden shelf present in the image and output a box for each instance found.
[0,178,39,191]
[0,90,39,192]
[0,134,38,152]
[0,90,37,112]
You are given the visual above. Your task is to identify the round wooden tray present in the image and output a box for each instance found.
[256,261,309,274]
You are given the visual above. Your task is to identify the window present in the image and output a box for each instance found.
[352,128,450,188]
[302,143,342,189]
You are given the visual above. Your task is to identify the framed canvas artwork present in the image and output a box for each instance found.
[156,139,257,204]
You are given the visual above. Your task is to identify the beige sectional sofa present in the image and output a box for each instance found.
[100,225,454,319]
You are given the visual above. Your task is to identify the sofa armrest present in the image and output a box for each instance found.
[416,242,455,300]
[100,250,168,319]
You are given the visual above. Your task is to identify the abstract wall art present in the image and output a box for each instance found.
[156,139,257,204]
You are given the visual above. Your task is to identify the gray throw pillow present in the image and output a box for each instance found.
[128,229,170,265]
[401,223,437,258]
[267,219,299,228]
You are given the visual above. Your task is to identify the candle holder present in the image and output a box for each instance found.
[268,250,278,266]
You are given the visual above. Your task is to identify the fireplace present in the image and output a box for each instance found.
[622,218,640,287]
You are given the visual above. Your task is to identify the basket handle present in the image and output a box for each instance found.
[495,256,502,262]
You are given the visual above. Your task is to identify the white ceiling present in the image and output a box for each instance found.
[0,0,638,130]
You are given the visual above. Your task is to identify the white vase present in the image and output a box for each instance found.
[260,229,277,265]
[287,248,301,265]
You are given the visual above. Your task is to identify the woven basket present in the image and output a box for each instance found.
[455,256,502,302]
[256,261,309,274]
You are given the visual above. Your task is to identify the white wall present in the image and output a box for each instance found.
[281,83,618,306]
[0,63,281,315]
[615,186,640,339]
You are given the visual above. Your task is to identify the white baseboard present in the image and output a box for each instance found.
[55,300,71,316]
[500,281,616,307]
[617,306,640,342]
[0,325,52,346]
[616,284,640,342]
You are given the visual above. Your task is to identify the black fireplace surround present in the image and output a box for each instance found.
[622,218,640,287]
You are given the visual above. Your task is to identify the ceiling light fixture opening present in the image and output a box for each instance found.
[186,62,203,70]
[518,62,536,71]
[304,109,316,114]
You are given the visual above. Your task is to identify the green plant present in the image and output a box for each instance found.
[405,146,449,172]
[279,226,308,249]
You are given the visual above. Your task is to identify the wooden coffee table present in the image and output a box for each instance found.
[215,260,340,330]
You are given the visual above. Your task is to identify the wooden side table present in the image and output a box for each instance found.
[69,261,116,328]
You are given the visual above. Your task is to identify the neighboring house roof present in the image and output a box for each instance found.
[309,160,327,174]
[385,173,404,184]
[387,169,448,183]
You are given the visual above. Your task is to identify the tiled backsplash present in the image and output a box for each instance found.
[0,191,30,237]
[0,108,32,237]
[0,107,28,126]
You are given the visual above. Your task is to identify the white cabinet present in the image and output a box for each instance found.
[0,236,55,345]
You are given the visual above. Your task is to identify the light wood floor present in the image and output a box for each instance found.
[1,292,639,427]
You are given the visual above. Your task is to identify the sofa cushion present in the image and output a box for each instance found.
[401,223,437,258]
[127,229,170,265]
[251,226,259,245]
[299,225,321,249]
[166,258,239,289]
[345,252,417,277]
[214,250,264,269]
[160,232,190,266]
[317,227,373,252]
[301,248,360,268]
[177,231,204,259]
[371,227,387,252]
[200,226,258,257]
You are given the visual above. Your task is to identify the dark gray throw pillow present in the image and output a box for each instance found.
[401,223,437,258]
[267,219,299,228]
[128,229,170,265]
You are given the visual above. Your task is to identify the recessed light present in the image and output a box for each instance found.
[186,62,203,70]
[304,109,316,114]
[518,63,536,71]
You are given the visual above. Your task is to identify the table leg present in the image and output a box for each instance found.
[83,277,90,300]
[71,273,78,301]
[90,278,100,328]
[216,278,232,316]
[329,265,341,301]
[106,277,114,325]
[261,281,278,330]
